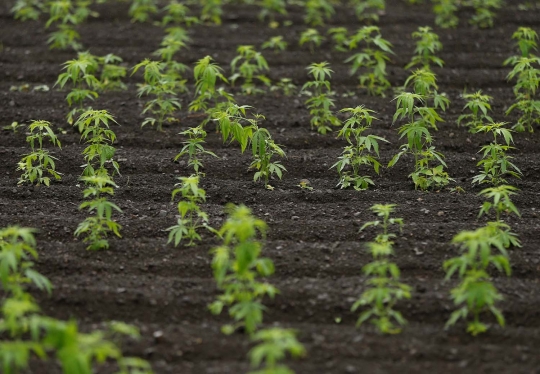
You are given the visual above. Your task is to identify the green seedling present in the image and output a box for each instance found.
[472,122,522,186]
[444,225,511,336]
[354,204,411,334]
[270,78,297,96]
[360,203,404,243]
[297,179,313,190]
[328,27,349,52]
[478,185,521,248]
[504,28,540,132]
[167,175,214,247]
[17,120,62,186]
[132,59,183,131]
[405,26,444,70]
[56,52,100,125]
[304,0,334,26]
[230,45,271,94]
[299,28,325,53]
[76,109,120,177]
[0,226,153,374]
[301,62,339,134]
[465,0,502,28]
[261,35,288,53]
[98,53,128,91]
[248,328,305,374]
[345,26,394,96]
[75,174,122,251]
[200,0,223,24]
[3,122,22,133]
[332,106,388,190]
[349,0,385,22]
[11,0,44,21]
[129,0,158,22]
[175,125,218,175]
[457,90,494,132]
[389,91,452,190]
[189,56,234,113]
[432,0,459,28]
[259,0,287,23]
[249,125,287,189]
[45,0,96,50]
[160,0,199,26]
[209,204,278,335]
[153,27,191,82]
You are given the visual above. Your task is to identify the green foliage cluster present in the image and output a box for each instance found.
[17,120,62,186]
[432,0,502,29]
[390,69,452,190]
[332,106,388,190]
[74,110,122,251]
[504,27,540,132]
[350,0,386,22]
[211,104,287,188]
[230,45,271,94]
[304,0,334,26]
[472,122,522,186]
[301,62,339,134]
[299,28,325,53]
[405,26,444,70]
[132,59,184,131]
[210,205,305,372]
[189,55,235,113]
[457,90,494,132]
[445,185,520,336]
[0,226,153,374]
[345,26,393,96]
[167,175,215,246]
[56,51,127,124]
[354,204,411,334]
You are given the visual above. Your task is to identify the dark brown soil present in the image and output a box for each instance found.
[1,0,540,373]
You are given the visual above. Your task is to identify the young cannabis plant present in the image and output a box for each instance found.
[132,59,182,131]
[457,90,494,132]
[477,185,521,249]
[301,62,339,134]
[331,106,388,190]
[345,26,394,96]
[432,0,459,28]
[405,26,444,70]
[472,122,522,186]
[189,56,234,113]
[129,0,158,22]
[200,0,223,25]
[0,226,153,374]
[209,204,277,335]
[17,120,62,186]
[230,45,271,94]
[76,109,120,177]
[153,27,191,82]
[261,36,288,53]
[270,78,297,96]
[11,0,44,21]
[465,0,502,28]
[248,328,305,374]
[350,0,385,22]
[299,28,325,54]
[389,90,452,190]
[249,126,287,189]
[504,28,540,132]
[304,0,334,26]
[258,0,287,23]
[160,0,199,26]
[56,52,100,125]
[444,226,511,336]
[75,174,122,251]
[175,126,218,175]
[45,0,94,50]
[328,27,349,52]
[354,204,411,334]
[167,175,214,247]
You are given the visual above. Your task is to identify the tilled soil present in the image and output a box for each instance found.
[1,1,540,373]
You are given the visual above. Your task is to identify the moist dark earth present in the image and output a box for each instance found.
[1,1,540,373]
